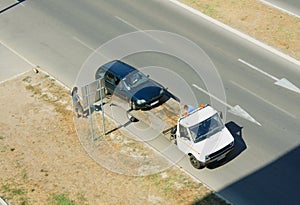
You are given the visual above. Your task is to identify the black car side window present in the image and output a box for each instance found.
[115,77,120,85]
[95,68,106,79]
[106,73,115,84]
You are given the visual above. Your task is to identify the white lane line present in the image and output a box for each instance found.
[167,0,300,67]
[115,16,163,44]
[230,80,296,119]
[72,36,109,60]
[257,0,300,19]
[72,36,96,51]
[0,69,31,84]
[192,84,262,126]
[115,16,142,33]
[238,58,278,81]
[192,84,232,109]
[0,40,35,67]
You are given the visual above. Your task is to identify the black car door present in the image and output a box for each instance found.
[104,72,116,94]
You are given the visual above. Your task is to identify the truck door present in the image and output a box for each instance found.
[177,125,192,154]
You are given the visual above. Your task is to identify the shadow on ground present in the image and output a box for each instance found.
[191,192,230,205]
[217,145,300,205]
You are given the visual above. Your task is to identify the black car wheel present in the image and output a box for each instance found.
[130,100,137,110]
[189,155,205,169]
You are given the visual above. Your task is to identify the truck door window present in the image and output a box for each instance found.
[179,125,190,141]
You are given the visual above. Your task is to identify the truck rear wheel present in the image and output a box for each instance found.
[189,155,205,169]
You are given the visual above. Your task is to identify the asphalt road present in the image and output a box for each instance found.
[1,0,300,204]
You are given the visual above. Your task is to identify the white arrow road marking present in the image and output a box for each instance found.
[192,84,262,126]
[231,81,296,119]
[274,78,300,94]
[238,59,300,94]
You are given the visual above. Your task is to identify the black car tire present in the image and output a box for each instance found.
[189,154,205,169]
[130,100,136,110]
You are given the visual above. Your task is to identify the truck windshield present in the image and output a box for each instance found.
[189,113,224,143]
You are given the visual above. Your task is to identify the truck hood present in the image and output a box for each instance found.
[192,127,234,161]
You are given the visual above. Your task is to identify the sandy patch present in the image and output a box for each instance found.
[0,71,227,205]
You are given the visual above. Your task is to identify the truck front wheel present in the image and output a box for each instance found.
[189,155,205,169]
[170,126,177,143]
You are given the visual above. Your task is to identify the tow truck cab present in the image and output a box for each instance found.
[175,105,234,169]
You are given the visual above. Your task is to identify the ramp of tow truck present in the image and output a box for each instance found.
[128,97,181,135]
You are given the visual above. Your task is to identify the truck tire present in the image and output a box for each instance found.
[189,155,205,169]
[170,126,177,140]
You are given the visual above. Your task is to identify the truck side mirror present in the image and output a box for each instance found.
[218,111,223,119]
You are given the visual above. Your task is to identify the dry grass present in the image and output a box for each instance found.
[181,0,300,60]
[0,71,228,205]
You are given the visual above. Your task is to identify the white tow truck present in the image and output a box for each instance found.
[168,104,234,169]
[95,60,234,169]
[129,99,234,169]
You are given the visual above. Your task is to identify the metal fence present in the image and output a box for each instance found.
[81,78,106,142]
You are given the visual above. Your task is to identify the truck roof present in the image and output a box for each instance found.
[179,106,217,128]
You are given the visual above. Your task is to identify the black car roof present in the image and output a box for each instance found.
[101,60,137,79]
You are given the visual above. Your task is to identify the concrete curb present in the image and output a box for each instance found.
[0,197,8,205]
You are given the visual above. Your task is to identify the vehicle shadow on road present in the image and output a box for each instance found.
[206,121,247,169]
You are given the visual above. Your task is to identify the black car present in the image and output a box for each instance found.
[95,60,165,110]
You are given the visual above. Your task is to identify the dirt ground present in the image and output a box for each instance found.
[182,0,300,60]
[0,71,227,205]
[2,1,298,204]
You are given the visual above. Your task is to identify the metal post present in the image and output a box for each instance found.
[85,85,95,143]
[99,79,106,135]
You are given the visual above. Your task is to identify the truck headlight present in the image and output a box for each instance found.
[136,99,146,105]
